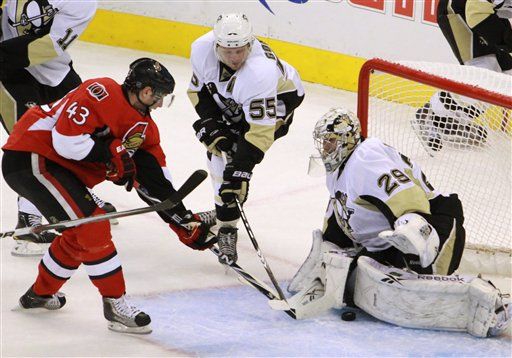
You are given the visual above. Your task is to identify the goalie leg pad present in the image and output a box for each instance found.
[283,247,353,319]
[353,256,508,337]
[287,229,324,293]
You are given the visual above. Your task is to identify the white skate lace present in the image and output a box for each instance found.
[90,191,106,208]
[197,210,216,226]
[112,296,141,319]
[26,214,42,227]
[218,234,237,256]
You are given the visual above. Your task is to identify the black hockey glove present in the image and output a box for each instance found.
[168,210,218,250]
[193,117,236,156]
[219,163,252,205]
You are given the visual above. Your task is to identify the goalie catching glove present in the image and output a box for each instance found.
[378,213,440,268]
[219,163,251,204]
[106,139,136,191]
[169,210,218,250]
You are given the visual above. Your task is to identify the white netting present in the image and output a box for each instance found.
[360,59,511,256]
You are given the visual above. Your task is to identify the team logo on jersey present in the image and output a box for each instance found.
[334,191,355,237]
[206,82,244,123]
[9,0,58,36]
[87,83,110,102]
[122,122,148,154]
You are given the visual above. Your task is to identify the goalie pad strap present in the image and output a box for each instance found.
[353,256,500,337]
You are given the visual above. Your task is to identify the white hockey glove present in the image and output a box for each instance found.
[378,213,439,268]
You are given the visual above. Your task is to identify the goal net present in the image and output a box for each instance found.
[357,58,511,275]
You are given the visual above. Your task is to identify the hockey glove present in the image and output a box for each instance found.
[219,163,252,205]
[169,210,218,250]
[193,117,235,156]
[106,139,136,191]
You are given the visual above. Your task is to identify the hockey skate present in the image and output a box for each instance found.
[19,285,66,310]
[217,226,238,264]
[12,212,57,257]
[412,103,443,153]
[91,192,118,225]
[103,295,152,334]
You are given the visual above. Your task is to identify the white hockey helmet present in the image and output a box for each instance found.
[213,13,254,48]
[313,108,361,172]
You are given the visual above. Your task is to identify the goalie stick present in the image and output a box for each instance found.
[0,169,208,239]
[134,180,297,319]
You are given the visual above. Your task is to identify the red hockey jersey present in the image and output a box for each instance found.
[3,77,167,188]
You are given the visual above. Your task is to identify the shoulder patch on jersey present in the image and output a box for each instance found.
[86,82,109,101]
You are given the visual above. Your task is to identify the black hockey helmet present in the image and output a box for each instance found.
[124,58,175,95]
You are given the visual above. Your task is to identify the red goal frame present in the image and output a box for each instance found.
[356,58,512,137]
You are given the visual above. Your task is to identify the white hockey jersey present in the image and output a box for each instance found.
[188,31,304,155]
[1,0,97,86]
[325,137,439,252]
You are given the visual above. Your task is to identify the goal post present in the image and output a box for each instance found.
[357,58,511,276]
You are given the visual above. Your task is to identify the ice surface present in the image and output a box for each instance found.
[1,42,510,357]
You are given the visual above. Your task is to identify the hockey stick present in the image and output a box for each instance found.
[0,169,208,239]
[220,151,288,301]
[134,180,296,319]
[210,245,297,319]
[234,198,288,301]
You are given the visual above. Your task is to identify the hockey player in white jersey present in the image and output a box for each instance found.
[276,108,511,338]
[413,0,512,153]
[0,0,116,256]
[188,13,304,263]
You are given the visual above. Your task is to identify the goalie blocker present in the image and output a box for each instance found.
[274,230,511,338]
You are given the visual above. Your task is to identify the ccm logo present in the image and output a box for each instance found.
[232,171,252,179]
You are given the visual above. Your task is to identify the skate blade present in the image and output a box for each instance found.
[11,304,55,312]
[107,321,152,334]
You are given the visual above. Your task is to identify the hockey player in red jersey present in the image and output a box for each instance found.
[0,0,118,257]
[1,58,217,334]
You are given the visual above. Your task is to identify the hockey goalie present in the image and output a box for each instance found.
[272,107,511,338]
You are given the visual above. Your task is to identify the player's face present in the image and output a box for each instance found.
[322,136,339,157]
[133,87,174,112]
[149,89,175,109]
[217,44,250,70]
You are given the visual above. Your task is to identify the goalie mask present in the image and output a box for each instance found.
[313,108,361,172]
[213,13,254,70]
